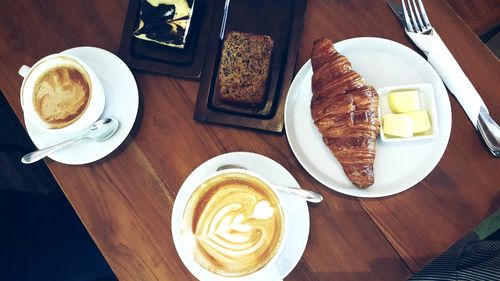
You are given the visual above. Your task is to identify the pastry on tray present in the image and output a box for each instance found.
[215,31,274,108]
[134,0,195,49]
[310,37,380,188]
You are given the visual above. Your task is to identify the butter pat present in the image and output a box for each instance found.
[383,114,414,138]
[388,90,420,113]
[378,83,438,142]
[402,110,431,134]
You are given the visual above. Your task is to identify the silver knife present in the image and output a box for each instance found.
[387,1,406,25]
[219,0,231,39]
[387,1,500,157]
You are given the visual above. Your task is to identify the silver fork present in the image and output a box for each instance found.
[401,0,500,157]
[402,0,431,33]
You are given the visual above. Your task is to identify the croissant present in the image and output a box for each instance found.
[310,37,380,188]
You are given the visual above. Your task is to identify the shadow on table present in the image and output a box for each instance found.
[0,91,116,281]
[409,206,500,280]
[288,257,413,281]
[487,191,500,217]
[92,81,145,164]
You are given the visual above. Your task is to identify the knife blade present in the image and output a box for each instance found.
[387,1,405,25]
[219,0,231,39]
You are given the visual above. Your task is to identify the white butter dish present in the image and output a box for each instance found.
[377,83,439,142]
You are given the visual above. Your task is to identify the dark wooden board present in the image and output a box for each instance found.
[118,0,214,79]
[193,0,307,133]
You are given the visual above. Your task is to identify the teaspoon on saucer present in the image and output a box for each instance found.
[21,118,119,164]
[217,164,323,203]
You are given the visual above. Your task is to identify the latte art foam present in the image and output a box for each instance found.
[33,64,91,129]
[182,172,284,277]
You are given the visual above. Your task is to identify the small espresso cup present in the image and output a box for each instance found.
[180,168,287,280]
[19,53,105,133]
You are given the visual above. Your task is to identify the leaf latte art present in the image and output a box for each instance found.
[33,64,91,129]
[182,172,284,277]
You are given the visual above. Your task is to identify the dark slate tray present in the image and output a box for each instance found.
[194,0,307,133]
[118,0,214,79]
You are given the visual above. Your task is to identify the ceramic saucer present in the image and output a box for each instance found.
[171,152,310,281]
[24,46,139,165]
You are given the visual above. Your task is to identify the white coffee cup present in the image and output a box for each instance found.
[178,168,287,280]
[19,53,105,133]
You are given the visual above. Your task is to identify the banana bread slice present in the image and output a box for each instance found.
[215,31,274,108]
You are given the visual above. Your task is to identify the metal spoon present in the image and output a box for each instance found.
[477,107,500,157]
[21,118,120,164]
[217,164,323,203]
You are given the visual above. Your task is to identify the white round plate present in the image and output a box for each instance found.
[24,47,139,165]
[285,37,452,198]
[171,152,310,281]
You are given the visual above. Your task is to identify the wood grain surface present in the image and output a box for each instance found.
[0,1,498,280]
[444,0,500,36]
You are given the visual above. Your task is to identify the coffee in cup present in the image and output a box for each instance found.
[181,169,285,277]
[33,61,91,128]
[19,53,105,132]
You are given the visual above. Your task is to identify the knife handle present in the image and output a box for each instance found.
[426,32,487,128]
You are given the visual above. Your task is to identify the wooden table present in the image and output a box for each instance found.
[444,0,500,36]
[1,1,499,280]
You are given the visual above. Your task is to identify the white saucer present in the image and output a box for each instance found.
[24,47,139,165]
[171,152,310,281]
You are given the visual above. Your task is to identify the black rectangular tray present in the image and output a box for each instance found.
[118,0,214,79]
[194,0,307,133]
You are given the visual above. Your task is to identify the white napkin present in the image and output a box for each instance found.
[407,30,487,128]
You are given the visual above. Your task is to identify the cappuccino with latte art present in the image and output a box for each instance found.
[181,171,284,277]
[33,63,91,129]
[19,53,105,133]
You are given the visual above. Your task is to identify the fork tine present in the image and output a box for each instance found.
[406,0,421,32]
[411,0,425,30]
[417,0,432,28]
[401,0,414,32]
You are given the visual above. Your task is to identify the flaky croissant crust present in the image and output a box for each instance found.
[310,37,380,188]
